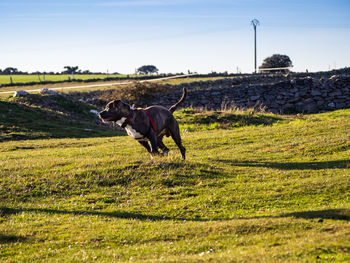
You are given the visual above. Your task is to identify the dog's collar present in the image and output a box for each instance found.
[116,109,155,133]
[120,108,134,128]
[120,117,132,128]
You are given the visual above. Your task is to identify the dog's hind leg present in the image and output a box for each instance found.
[169,120,186,160]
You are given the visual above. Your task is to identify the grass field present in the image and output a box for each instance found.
[0,74,141,85]
[0,76,229,96]
[0,74,225,86]
[0,94,349,262]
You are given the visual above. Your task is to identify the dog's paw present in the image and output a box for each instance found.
[162,150,170,156]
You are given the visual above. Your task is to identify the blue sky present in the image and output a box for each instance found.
[1,0,349,73]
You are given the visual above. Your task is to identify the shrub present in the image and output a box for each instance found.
[99,82,170,104]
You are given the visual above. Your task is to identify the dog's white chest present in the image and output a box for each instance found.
[116,117,144,139]
[116,117,127,127]
[125,125,144,139]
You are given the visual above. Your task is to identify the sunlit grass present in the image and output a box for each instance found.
[0,104,349,262]
[0,74,141,84]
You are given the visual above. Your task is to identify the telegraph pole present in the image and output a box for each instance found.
[251,19,260,73]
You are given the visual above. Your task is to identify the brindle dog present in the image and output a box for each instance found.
[99,88,186,159]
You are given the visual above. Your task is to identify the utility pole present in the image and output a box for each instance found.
[251,19,260,73]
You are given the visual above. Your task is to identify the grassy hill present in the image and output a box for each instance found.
[0,94,118,141]
[0,94,349,262]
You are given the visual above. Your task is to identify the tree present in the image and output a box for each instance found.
[62,66,79,74]
[62,66,79,80]
[137,65,159,75]
[260,54,293,71]
[3,67,19,74]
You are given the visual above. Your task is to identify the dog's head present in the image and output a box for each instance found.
[99,100,131,123]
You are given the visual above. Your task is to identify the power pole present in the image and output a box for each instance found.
[251,19,260,73]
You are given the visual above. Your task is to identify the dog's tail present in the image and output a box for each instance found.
[169,87,187,113]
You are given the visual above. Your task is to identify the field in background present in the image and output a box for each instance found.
[0,93,349,262]
[0,74,141,84]
[0,76,228,95]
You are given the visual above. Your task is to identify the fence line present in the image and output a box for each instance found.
[258,67,292,72]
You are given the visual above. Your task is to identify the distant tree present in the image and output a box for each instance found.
[260,54,293,71]
[3,67,19,74]
[62,66,79,74]
[137,65,159,75]
[62,66,79,79]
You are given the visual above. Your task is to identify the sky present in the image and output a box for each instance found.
[0,0,349,74]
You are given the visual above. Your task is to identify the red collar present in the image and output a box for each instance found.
[144,110,156,132]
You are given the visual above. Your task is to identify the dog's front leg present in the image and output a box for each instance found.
[137,141,151,153]
[147,132,159,157]
[137,140,154,159]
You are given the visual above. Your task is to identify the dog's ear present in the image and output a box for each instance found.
[107,100,123,110]
[105,100,114,110]
[119,101,131,115]
[112,100,121,107]
[120,100,130,107]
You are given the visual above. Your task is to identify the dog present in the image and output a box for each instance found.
[99,88,187,159]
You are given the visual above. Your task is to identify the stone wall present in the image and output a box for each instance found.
[143,74,350,114]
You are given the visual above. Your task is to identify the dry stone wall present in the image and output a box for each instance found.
[142,74,350,114]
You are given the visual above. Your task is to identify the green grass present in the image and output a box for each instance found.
[0,74,139,84]
[174,108,288,131]
[0,94,118,141]
[0,96,349,262]
[0,75,229,86]
[159,76,230,85]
